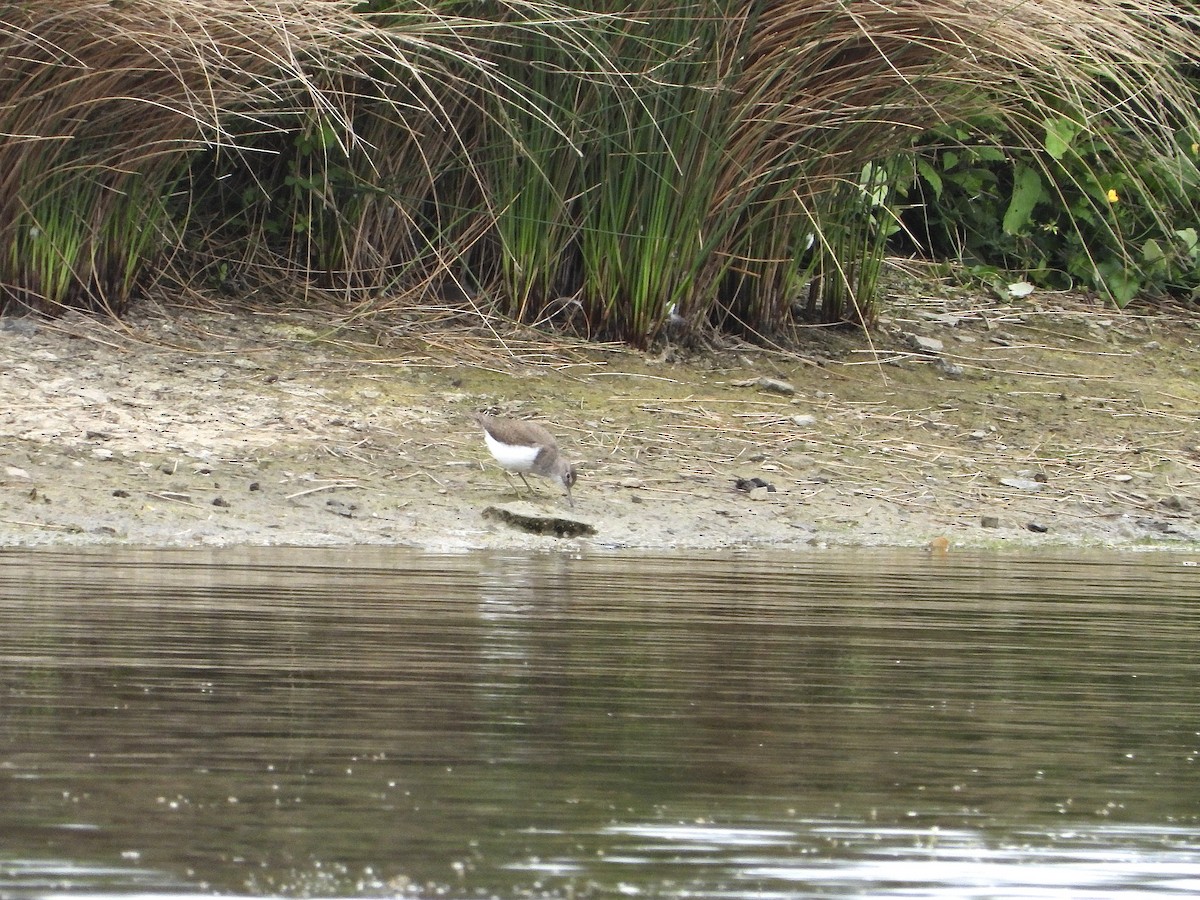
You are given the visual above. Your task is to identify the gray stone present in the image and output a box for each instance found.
[906,333,944,354]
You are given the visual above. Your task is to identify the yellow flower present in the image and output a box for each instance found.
[1192,142,1199,155]
[1106,188,1119,203]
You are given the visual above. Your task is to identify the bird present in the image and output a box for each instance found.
[470,412,577,507]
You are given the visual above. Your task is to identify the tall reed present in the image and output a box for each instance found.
[2,0,1197,346]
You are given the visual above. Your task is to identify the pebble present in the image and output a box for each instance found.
[756,376,795,396]
[980,515,1001,528]
[906,333,944,354]
[791,414,817,427]
[735,476,776,493]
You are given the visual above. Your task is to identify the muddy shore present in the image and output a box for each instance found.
[2,283,1198,552]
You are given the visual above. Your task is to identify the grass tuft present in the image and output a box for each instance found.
[1,0,1197,345]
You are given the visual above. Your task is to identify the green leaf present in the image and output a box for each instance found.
[1043,117,1080,160]
[970,146,1006,164]
[1096,259,1140,306]
[1003,165,1045,235]
[916,158,943,199]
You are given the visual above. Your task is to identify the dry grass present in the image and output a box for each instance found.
[2,0,1198,347]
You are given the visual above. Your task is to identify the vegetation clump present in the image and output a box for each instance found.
[1,0,1197,345]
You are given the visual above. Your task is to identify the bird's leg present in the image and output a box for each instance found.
[501,471,523,499]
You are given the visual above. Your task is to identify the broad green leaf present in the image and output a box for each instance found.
[1043,117,1080,160]
[971,146,1007,164]
[916,158,943,198]
[1003,165,1044,235]
[1096,259,1140,306]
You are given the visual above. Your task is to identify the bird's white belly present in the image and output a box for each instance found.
[484,431,540,472]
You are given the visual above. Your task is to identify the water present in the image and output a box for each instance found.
[1,547,1198,899]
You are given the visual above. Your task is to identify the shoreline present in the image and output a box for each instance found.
[2,288,1198,553]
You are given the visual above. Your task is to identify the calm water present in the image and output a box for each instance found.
[1,547,1198,899]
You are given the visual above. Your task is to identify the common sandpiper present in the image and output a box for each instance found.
[470,412,577,507]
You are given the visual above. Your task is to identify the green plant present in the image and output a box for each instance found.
[907,112,1200,305]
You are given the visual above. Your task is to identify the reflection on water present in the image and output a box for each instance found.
[1,547,1198,899]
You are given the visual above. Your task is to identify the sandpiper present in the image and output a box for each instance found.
[470,412,577,507]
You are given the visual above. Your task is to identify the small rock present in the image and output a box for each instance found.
[112,489,130,498]
[1,316,40,335]
[980,515,1001,528]
[1144,340,1161,351]
[212,497,231,508]
[92,448,115,461]
[791,414,817,427]
[325,499,358,518]
[5,466,32,480]
[756,376,795,396]
[1026,522,1049,533]
[936,359,964,378]
[906,333,944,354]
[248,482,261,492]
[748,486,770,501]
[735,477,776,493]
